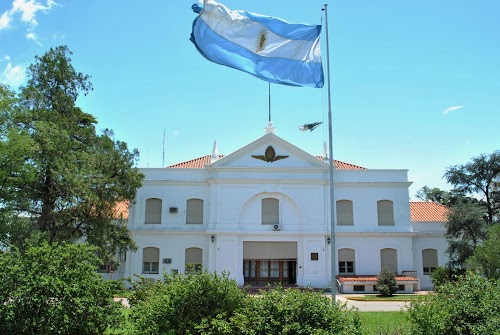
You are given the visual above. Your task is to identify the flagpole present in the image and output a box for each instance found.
[268,83,271,122]
[322,3,336,304]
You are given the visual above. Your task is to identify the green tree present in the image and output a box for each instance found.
[376,267,398,297]
[446,199,488,267]
[0,241,122,334]
[468,224,500,280]
[444,150,500,224]
[407,272,500,335]
[416,186,451,205]
[0,46,143,260]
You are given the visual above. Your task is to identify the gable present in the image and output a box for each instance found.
[211,133,325,169]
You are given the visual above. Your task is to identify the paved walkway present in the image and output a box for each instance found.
[327,295,409,312]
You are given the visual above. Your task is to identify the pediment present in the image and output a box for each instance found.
[210,133,327,169]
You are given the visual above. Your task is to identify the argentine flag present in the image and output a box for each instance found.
[190,0,324,88]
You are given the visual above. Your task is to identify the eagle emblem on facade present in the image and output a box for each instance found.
[252,146,289,163]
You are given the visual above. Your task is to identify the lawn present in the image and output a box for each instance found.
[359,311,412,335]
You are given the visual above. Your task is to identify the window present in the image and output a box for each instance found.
[98,263,108,272]
[338,248,355,274]
[398,285,405,291]
[353,285,365,292]
[311,252,319,261]
[336,200,353,226]
[143,247,159,274]
[262,198,279,225]
[373,285,378,291]
[422,249,438,274]
[145,198,162,224]
[185,247,203,273]
[377,200,394,226]
[186,199,203,224]
[380,248,397,273]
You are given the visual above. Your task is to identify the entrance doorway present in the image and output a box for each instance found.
[243,259,297,284]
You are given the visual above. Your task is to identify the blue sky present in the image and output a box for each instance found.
[1,0,499,199]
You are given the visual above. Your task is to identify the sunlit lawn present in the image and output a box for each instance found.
[359,311,412,334]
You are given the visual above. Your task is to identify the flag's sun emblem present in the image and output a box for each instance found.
[255,29,268,53]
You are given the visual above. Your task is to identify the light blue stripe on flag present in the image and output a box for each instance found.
[190,0,324,88]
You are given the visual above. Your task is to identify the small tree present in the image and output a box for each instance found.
[376,267,398,297]
[0,241,122,334]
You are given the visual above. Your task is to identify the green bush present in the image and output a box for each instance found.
[129,274,362,335]
[407,271,500,335]
[376,267,398,296]
[0,242,122,335]
[193,286,362,335]
[249,286,361,335]
[129,271,247,335]
[429,266,465,290]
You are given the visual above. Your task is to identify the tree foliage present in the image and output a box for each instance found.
[0,241,122,334]
[444,150,500,224]
[376,267,398,297]
[418,151,500,269]
[407,272,500,335]
[0,46,143,260]
[415,186,451,205]
[129,272,362,335]
[129,271,248,335]
[468,224,500,280]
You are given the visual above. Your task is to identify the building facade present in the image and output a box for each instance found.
[116,131,448,292]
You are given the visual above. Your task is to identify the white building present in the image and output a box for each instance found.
[117,128,448,293]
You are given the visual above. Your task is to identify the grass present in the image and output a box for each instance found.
[359,311,412,335]
[346,294,426,301]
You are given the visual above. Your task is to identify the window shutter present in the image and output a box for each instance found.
[336,200,354,225]
[143,247,159,263]
[338,248,355,262]
[185,247,203,264]
[422,249,438,267]
[262,198,279,225]
[186,199,203,224]
[145,198,162,224]
[380,248,397,273]
[377,200,394,226]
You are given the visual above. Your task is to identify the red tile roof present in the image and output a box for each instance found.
[410,202,448,222]
[113,201,129,219]
[337,275,417,283]
[168,155,366,170]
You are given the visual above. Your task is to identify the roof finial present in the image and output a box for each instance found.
[264,121,276,134]
[210,140,219,163]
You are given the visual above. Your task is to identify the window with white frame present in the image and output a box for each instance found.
[380,248,397,273]
[338,248,355,274]
[422,249,438,274]
[145,198,162,224]
[186,199,203,224]
[336,200,354,226]
[377,200,394,226]
[185,247,203,273]
[262,198,279,225]
[143,247,159,274]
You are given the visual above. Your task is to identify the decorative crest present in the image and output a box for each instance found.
[251,146,288,163]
